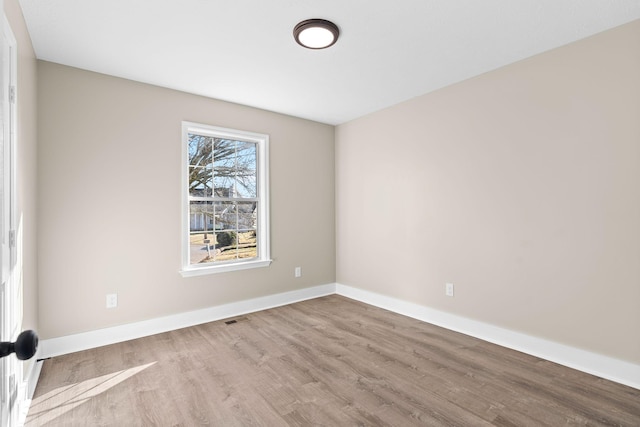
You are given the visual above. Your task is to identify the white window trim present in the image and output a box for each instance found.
[180,121,271,277]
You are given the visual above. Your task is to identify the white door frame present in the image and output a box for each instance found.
[0,7,19,427]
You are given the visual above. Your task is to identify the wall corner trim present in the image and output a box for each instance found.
[335,283,640,390]
[40,283,337,358]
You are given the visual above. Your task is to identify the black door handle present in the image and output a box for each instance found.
[0,330,38,360]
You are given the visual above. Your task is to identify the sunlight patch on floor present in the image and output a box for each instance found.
[25,362,156,426]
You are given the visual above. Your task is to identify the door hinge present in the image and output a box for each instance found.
[9,86,16,104]
[9,230,15,248]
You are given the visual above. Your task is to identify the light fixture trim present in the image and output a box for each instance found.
[293,19,339,49]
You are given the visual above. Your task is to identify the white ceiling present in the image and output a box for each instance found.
[18,1,640,125]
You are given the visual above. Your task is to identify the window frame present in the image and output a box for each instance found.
[180,121,271,277]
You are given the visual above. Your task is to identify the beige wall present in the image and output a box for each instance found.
[37,62,335,338]
[336,20,640,364]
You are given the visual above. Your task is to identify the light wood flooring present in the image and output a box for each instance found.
[27,295,640,426]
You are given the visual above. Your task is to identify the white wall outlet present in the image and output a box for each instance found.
[295,267,302,278]
[106,293,118,308]
[445,283,454,297]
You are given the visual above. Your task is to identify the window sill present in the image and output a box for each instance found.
[180,259,272,277]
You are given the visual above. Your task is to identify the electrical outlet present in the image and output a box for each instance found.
[445,283,454,297]
[106,293,118,308]
[295,267,302,278]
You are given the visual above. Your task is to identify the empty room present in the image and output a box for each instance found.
[1,0,639,425]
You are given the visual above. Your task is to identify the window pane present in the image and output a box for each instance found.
[239,231,258,259]
[234,176,256,198]
[215,201,236,230]
[189,201,214,265]
[213,139,235,197]
[237,202,257,230]
[215,231,238,262]
[235,142,257,198]
[188,134,213,197]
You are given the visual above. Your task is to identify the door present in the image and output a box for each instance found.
[0,9,18,427]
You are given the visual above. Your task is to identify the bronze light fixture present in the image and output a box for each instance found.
[293,19,339,49]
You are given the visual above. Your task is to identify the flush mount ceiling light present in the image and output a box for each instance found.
[293,19,339,49]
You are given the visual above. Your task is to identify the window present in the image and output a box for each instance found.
[181,122,270,276]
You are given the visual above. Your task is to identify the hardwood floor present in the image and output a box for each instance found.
[27,295,640,426]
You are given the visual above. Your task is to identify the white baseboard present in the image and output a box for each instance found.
[335,283,640,390]
[17,353,43,427]
[26,354,43,401]
[40,283,337,359]
[37,282,639,391]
